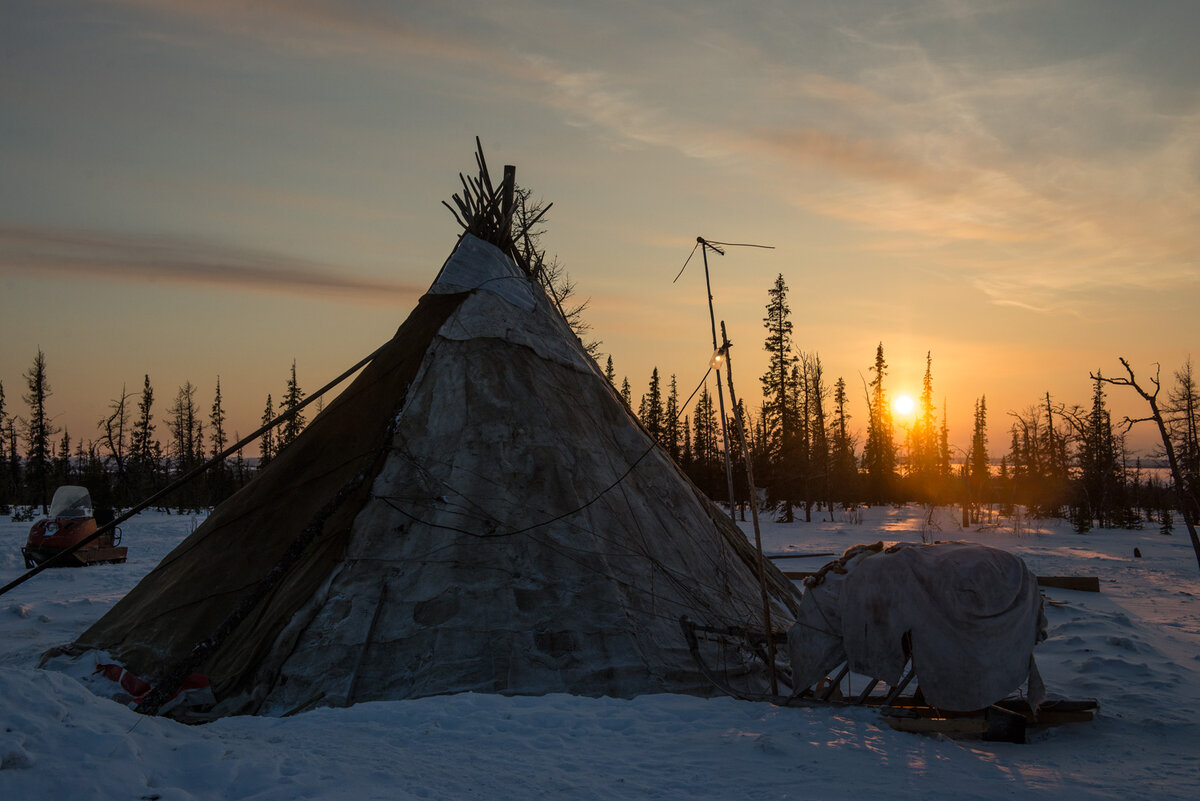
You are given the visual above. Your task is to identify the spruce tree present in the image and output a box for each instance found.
[54,429,72,487]
[0,381,9,512]
[193,416,206,469]
[760,274,798,521]
[167,381,202,509]
[998,456,1014,517]
[6,417,20,508]
[259,394,276,470]
[22,348,58,511]
[664,374,681,462]
[128,375,159,501]
[789,362,811,519]
[1078,375,1121,528]
[1040,392,1070,517]
[640,368,663,442]
[207,378,233,505]
[681,415,694,473]
[604,355,616,385]
[862,343,896,503]
[807,354,830,519]
[967,396,990,523]
[279,360,306,449]
[1006,424,1023,515]
[167,381,200,476]
[691,385,722,498]
[1169,359,1200,513]
[210,378,228,459]
[909,352,940,503]
[829,376,857,506]
[233,438,247,487]
[938,404,952,484]
[620,377,632,407]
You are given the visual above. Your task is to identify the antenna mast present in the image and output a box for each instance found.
[678,236,774,520]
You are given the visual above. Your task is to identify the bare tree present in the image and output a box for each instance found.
[1093,359,1200,570]
[99,386,131,503]
[511,187,601,359]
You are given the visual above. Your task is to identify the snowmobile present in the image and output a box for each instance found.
[21,485,127,568]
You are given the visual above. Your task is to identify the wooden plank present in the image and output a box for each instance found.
[1037,576,1100,592]
[765,552,836,560]
[781,571,1100,592]
[882,715,987,735]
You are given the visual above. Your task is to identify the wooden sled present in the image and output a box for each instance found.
[680,617,1096,744]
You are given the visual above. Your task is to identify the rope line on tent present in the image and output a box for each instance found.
[336,503,772,657]
[374,494,768,629]
[578,376,755,604]
[365,361,797,625]
[146,451,375,577]
[593,429,753,621]
[515,524,782,695]
[372,463,788,630]
[374,365,716,545]
[521,527,761,630]
[383,358,794,617]
[0,344,388,600]
[367,538,741,633]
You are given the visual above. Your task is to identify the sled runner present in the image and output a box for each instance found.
[680,617,1096,743]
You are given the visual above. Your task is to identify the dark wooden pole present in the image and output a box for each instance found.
[720,320,778,694]
[502,164,516,237]
[698,239,737,520]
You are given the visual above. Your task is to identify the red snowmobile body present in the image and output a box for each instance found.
[21,486,127,568]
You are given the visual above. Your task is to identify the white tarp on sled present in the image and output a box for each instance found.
[787,541,1047,712]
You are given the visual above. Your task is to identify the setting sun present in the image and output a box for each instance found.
[893,394,916,418]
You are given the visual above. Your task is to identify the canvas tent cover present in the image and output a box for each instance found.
[787,541,1047,712]
[73,234,799,716]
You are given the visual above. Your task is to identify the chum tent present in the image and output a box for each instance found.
[69,231,800,717]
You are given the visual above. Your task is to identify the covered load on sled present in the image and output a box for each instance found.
[787,540,1047,713]
[682,539,1095,742]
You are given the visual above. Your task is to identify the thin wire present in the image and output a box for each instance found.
[671,242,701,283]
[703,240,775,250]
[376,365,715,543]
[672,236,772,282]
[359,359,776,612]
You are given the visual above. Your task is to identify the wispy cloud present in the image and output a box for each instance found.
[101,0,1200,314]
[112,0,552,81]
[0,225,424,304]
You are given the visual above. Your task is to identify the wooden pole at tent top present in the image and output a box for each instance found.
[502,164,516,231]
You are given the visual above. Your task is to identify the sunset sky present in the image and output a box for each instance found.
[2,0,1197,458]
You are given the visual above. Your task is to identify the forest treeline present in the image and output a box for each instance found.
[2,271,1199,535]
[0,356,312,516]
[609,274,1200,535]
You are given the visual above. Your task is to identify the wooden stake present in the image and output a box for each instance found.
[502,164,516,236]
[719,320,777,694]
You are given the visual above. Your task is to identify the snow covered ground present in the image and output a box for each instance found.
[2,507,1198,800]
